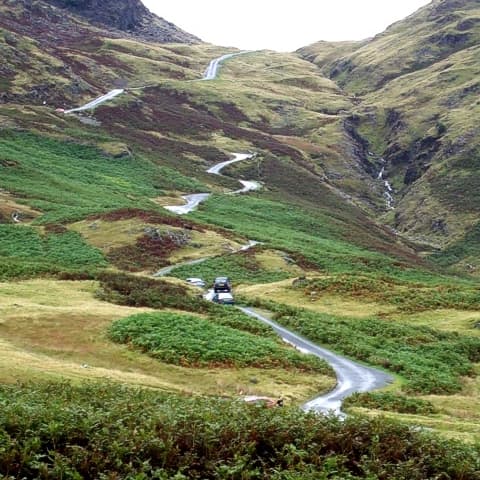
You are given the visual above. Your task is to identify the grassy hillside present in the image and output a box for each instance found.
[300,0,480,95]
[298,0,480,270]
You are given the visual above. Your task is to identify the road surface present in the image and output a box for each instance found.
[164,152,259,214]
[239,307,392,416]
[64,89,124,114]
[207,153,254,174]
[163,193,211,215]
[232,180,261,194]
[203,52,249,80]
[154,239,260,277]
[154,257,210,277]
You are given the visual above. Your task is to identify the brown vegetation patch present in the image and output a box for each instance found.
[96,87,305,163]
[90,208,204,231]
[107,230,189,272]
[0,191,40,223]
[97,271,208,312]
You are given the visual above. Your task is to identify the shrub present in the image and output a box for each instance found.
[0,382,479,479]
[108,311,330,372]
[344,392,439,415]
[0,225,106,279]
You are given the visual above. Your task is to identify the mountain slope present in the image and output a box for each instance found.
[2,0,480,450]
[299,0,480,271]
[300,0,480,94]
[43,0,200,44]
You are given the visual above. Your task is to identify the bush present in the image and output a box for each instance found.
[344,392,439,415]
[96,271,209,312]
[0,382,479,479]
[109,311,331,372]
[0,225,106,280]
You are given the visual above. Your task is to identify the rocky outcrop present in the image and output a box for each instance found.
[42,0,201,44]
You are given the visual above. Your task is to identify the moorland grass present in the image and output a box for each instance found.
[190,194,462,284]
[169,249,293,285]
[97,271,279,338]
[296,274,480,312]
[344,392,439,415]
[0,131,206,224]
[1,382,479,479]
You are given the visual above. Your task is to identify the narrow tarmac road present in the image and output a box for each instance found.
[203,51,250,80]
[164,152,259,214]
[239,307,393,416]
[64,89,124,114]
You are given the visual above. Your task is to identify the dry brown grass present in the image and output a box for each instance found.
[238,278,394,318]
[0,279,333,402]
[0,191,40,222]
[69,217,245,263]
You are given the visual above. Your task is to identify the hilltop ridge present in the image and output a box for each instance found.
[42,0,201,43]
[298,0,480,270]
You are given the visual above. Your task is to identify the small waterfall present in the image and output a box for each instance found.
[376,159,394,210]
[384,181,394,210]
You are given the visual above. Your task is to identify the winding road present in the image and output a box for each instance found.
[64,89,124,114]
[239,308,392,415]
[65,52,393,416]
[164,152,259,214]
[64,49,249,114]
[203,51,250,80]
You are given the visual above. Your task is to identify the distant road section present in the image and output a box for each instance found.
[206,153,254,175]
[164,153,258,214]
[64,89,124,114]
[203,52,250,80]
[164,193,211,215]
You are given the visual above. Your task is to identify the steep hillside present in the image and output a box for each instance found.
[0,0,216,107]
[300,0,480,94]
[299,0,480,271]
[42,0,201,44]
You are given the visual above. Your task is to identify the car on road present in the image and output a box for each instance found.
[212,292,234,305]
[213,276,232,293]
[186,277,206,288]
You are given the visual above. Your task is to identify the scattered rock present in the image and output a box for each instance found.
[282,255,296,265]
[4,33,18,46]
[42,0,201,44]
[431,219,449,235]
[292,276,307,287]
[143,227,190,246]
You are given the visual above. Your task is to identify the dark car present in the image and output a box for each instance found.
[212,292,234,305]
[213,276,232,293]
